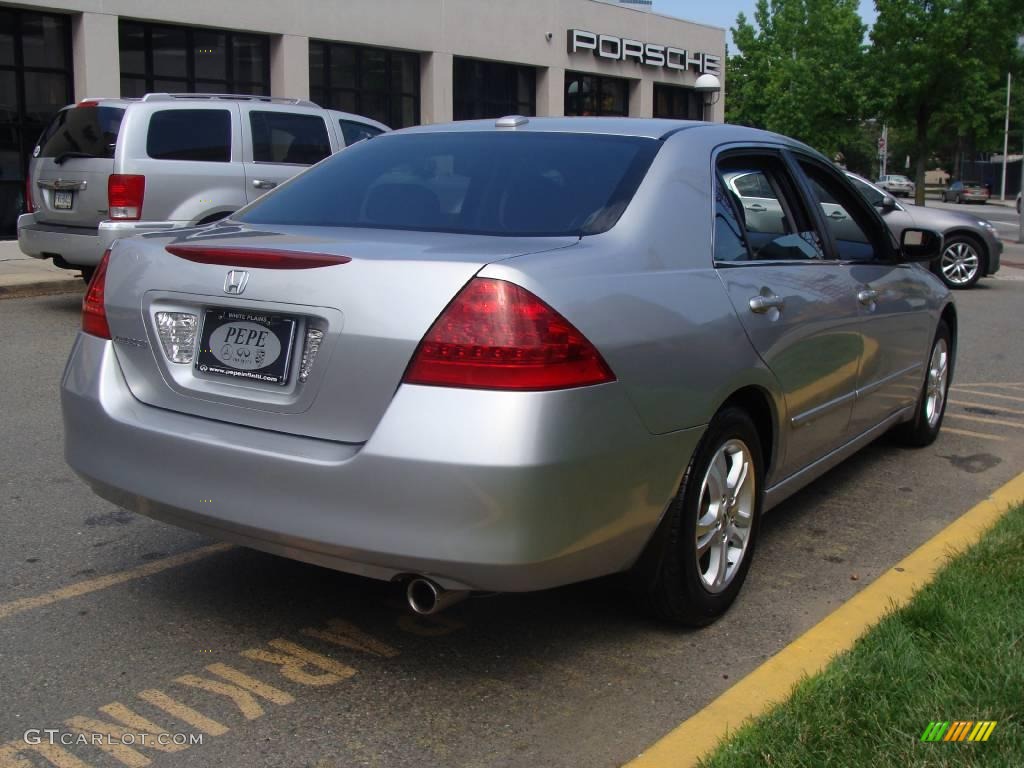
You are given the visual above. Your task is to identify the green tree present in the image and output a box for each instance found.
[869,0,1024,203]
[727,0,869,158]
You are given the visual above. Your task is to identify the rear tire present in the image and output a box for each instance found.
[79,266,95,284]
[632,407,764,626]
[893,322,951,447]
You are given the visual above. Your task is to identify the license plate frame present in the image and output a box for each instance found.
[194,309,297,386]
[52,190,73,210]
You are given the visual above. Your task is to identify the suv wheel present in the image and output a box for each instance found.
[937,235,983,289]
[633,407,763,626]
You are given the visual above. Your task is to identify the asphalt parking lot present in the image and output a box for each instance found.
[2,242,1024,768]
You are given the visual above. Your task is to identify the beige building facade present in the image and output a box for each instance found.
[0,0,725,234]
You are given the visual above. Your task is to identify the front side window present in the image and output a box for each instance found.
[147,109,231,162]
[849,175,886,207]
[718,154,824,261]
[237,132,659,237]
[249,111,330,165]
[799,160,884,262]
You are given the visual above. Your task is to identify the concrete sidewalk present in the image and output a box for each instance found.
[0,239,84,299]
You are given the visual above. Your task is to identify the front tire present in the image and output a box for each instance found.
[893,322,951,447]
[633,407,764,626]
[937,235,983,289]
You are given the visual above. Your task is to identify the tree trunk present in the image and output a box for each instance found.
[914,105,929,206]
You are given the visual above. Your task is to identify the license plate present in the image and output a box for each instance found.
[53,190,73,209]
[195,310,297,386]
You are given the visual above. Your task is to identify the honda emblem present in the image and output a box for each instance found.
[223,270,249,295]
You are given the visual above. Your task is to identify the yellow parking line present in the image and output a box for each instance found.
[952,388,1024,404]
[0,543,233,621]
[942,427,1008,442]
[625,471,1024,768]
[946,412,1023,429]
[949,399,1024,416]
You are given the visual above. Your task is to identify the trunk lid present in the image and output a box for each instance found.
[32,104,124,228]
[103,223,578,443]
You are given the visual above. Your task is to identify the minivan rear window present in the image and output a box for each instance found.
[236,132,659,237]
[147,109,231,162]
[37,106,125,160]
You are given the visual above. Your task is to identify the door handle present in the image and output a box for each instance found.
[749,294,785,314]
[251,179,277,190]
[827,210,847,220]
[746,203,767,212]
[857,288,879,306]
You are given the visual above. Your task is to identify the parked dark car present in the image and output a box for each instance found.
[940,180,989,204]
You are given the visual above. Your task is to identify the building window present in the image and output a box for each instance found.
[0,8,72,237]
[564,72,628,117]
[453,57,535,121]
[654,83,703,120]
[309,41,419,129]
[118,21,270,98]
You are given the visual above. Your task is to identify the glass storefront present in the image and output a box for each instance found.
[309,41,419,129]
[653,83,703,120]
[453,57,535,121]
[564,72,628,117]
[118,21,270,98]
[0,8,72,237]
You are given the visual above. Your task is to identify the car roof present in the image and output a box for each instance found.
[391,116,815,146]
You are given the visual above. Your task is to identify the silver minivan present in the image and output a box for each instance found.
[18,93,388,280]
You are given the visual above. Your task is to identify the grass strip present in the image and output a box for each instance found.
[700,503,1024,768]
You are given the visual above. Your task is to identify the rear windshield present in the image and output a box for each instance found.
[38,106,125,160]
[236,132,660,237]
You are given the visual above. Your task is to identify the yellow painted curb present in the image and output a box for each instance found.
[625,470,1024,768]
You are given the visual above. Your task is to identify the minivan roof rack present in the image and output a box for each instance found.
[140,93,320,107]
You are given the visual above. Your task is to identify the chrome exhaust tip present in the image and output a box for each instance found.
[406,577,468,615]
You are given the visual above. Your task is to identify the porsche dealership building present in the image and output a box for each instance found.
[0,0,726,235]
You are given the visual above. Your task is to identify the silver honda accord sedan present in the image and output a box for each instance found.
[62,118,954,626]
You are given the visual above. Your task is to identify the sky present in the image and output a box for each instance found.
[653,0,878,49]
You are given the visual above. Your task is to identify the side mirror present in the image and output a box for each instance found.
[900,228,943,262]
[876,195,897,212]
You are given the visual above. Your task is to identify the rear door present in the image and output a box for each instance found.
[242,106,336,201]
[32,103,124,228]
[713,150,864,479]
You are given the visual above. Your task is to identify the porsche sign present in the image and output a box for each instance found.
[568,29,721,75]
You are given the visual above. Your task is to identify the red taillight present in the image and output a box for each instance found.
[403,277,615,391]
[108,174,145,220]
[82,249,111,339]
[24,175,34,213]
[165,245,352,269]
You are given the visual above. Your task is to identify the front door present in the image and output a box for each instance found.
[795,157,934,435]
[715,151,864,479]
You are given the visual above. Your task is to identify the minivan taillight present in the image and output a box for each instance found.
[403,278,615,391]
[108,174,145,220]
[24,175,34,213]
[82,249,111,339]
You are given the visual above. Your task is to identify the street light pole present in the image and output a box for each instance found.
[1001,72,1011,201]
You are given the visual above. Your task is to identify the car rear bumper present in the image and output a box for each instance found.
[18,213,102,266]
[62,333,701,592]
[17,214,194,267]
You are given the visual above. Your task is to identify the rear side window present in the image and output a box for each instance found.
[147,109,231,162]
[236,132,659,237]
[339,119,383,146]
[250,111,331,165]
[38,106,125,160]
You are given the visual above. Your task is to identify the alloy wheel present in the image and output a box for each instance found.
[695,439,756,594]
[940,241,980,286]
[925,338,949,428]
